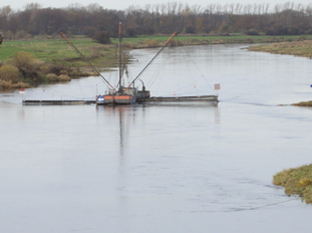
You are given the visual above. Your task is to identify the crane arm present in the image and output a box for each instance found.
[59,32,116,92]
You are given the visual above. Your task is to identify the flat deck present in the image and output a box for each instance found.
[141,95,218,103]
[23,95,218,105]
[23,100,96,105]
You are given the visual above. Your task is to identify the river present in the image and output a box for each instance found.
[1,44,312,233]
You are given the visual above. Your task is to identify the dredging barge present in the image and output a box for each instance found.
[22,95,218,105]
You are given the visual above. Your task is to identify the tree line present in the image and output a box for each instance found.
[1,2,312,41]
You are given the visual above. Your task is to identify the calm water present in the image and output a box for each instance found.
[1,45,312,233]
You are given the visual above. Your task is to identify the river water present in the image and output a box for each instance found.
[1,45,312,233]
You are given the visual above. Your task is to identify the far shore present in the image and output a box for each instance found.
[1,34,312,92]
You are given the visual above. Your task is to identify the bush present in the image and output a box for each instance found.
[92,31,111,44]
[11,51,43,83]
[0,80,30,89]
[45,73,59,82]
[145,39,161,47]
[40,63,59,75]
[15,30,32,39]
[11,51,36,70]
[0,64,22,82]
[46,73,71,83]
[69,68,80,78]
[58,74,71,82]
[168,39,183,47]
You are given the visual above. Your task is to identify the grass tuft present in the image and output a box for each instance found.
[273,164,312,204]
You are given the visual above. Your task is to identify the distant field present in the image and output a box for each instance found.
[1,37,119,69]
[1,34,312,67]
[123,34,312,47]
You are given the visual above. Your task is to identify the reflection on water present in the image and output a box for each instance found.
[95,103,220,157]
[96,105,132,156]
[1,45,312,233]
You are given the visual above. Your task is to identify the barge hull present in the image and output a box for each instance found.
[23,95,218,105]
[23,100,95,105]
[140,95,218,103]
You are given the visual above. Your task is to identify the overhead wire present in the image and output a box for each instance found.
[184,46,218,95]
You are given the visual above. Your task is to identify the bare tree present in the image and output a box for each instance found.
[24,3,42,11]
[86,3,102,13]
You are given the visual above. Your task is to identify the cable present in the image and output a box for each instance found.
[232,198,297,212]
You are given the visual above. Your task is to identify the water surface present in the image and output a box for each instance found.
[1,45,312,233]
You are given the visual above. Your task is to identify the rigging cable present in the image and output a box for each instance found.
[184,46,218,95]
[59,32,116,92]
[232,198,297,212]
[122,31,177,94]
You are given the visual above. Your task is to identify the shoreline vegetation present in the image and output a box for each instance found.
[1,34,312,91]
[251,40,312,203]
[248,39,312,58]
[273,164,312,204]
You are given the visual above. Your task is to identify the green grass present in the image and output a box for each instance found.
[119,34,312,49]
[123,34,312,42]
[1,37,119,69]
[2,34,312,65]
[273,164,312,204]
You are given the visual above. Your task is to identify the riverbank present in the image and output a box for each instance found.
[248,40,312,58]
[249,40,312,107]
[0,37,122,90]
[292,101,312,107]
[273,164,312,204]
[1,34,312,90]
[248,39,312,204]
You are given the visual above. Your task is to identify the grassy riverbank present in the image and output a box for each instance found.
[3,34,310,62]
[1,34,312,90]
[273,164,312,204]
[0,36,121,90]
[292,101,312,107]
[248,40,312,58]
[123,34,312,48]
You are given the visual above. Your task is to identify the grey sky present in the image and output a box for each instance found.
[2,0,312,11]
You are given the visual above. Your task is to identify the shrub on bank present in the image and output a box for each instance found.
[145,39,162,48]
[45,73,59,82]
[46,73,71,83]
[58,74,71,82]
[0,64,22,82]
[0,80,30,89]
[0,64,30,89]
[168,39,183,47]
[273,164,312,204]
[292,101,312,107]
[11,51,44,85]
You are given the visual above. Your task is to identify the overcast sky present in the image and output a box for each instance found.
[1,0,312,11]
